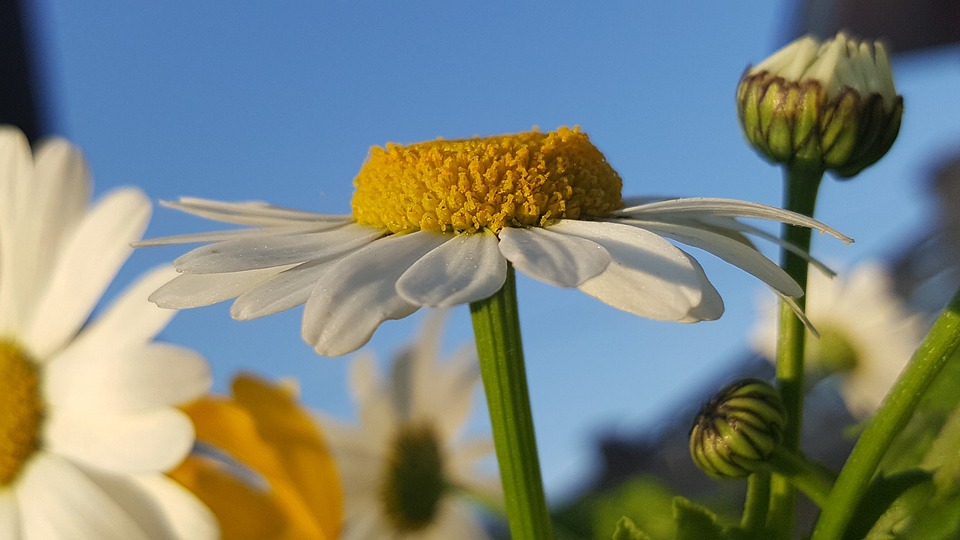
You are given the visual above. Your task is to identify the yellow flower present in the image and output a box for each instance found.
[171,375,343,540]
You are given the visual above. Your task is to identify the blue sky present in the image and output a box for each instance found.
[29,2,960,498]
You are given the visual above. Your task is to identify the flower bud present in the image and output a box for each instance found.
[737,32,903,178]
[689,379,787,479]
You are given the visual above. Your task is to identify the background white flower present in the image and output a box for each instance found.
[751,262,925,417]
[319,311,499,540]
[0,127,216,539]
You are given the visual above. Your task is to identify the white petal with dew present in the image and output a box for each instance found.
[46,343,211,413]
[397,231,506,307]
[133,223,322,247]
[149,266,290,308]
[173,223,382,273]
[16,453,152,540]
[0,490,19,539]
[230,259,336,320]
[616,198,852,244]
[162,197,351,226]
[554,220,724,322]
[23,188,151,360]
[698,215,836,277]
[45,408,195,474]
[499,225,610,287]
[302,231,447,356]
[624,219,803,297]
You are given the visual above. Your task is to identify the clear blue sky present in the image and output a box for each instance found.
[29,1,960,498]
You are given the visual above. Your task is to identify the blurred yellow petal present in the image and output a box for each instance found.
[171,455,286,540]
[233,374,343,539]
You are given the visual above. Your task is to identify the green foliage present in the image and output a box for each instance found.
[612,517,653,540]
[844,469,933,540]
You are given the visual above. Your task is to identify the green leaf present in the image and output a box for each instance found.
[844,469,934,540]
[612,517,654,540]
[899,492,960,539]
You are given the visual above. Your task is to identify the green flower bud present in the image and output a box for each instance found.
[689,379,787,479]
[737,32,903,178]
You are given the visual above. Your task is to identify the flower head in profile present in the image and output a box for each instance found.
[139,127,849,356]
[320,311,498,539]
[752,263,925,417]
[0,127,215,538]
[738,32,903,177]
[171,374,343,540]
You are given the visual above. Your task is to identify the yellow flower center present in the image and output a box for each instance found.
[351,127,624,234]
[0,340,44,485]
[380,423,446,532]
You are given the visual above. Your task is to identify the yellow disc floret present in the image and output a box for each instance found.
[0,340,44,485]
[351,127,624,233]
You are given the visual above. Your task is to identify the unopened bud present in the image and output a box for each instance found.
[690,379,787,479]
[737,32,902,178]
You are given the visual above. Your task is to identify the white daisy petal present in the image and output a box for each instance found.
[302,231,447,356]
[16,454,152,540]
[0,490,20,539]
[552,220,724,322]
[162,197,351,226]
[10,139,91,331]
[23,188,151,359]
[65,266,181,359]
[230,259,334,320]
[397,231,507,307]
[624,218,803,297]
[499,225,610,287]
[46,343,212,413]
[77,469,218,540]
[697,215,837,277]
[0,127,37,334]
[132,223,321,247]
[149,266,289,308]
[173,223,383,273]
[616,197,853,243]
[45,409,195,474]
[131,476,218,540]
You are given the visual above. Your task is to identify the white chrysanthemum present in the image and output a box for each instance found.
[139,127,849,356]
[0,127,216,539]
[321,312,497,540]
[752,263,925,418]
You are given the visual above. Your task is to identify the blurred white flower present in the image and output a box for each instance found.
[752,262,925,417]
[138,128,849,356]
[0,127,216,539]
[320,311,498,540]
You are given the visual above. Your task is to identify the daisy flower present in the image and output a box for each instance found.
[319,311,497,539]
[139,127,850,356]
[0,126,216,538]
[752,263,925,418]
[172,374,343,540]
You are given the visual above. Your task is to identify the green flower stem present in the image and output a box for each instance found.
[811,287,960,540]
[470,264,553,540]
[766,166,823,539]
[767,447,835,508]
[741,472,771,533]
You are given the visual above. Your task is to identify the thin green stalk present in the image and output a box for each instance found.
[765,166,824,538]
[811,287,960,540]
[767,447,836,508]
[470,264,553,539]
[741,472,771,534]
